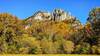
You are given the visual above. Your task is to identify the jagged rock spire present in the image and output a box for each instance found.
[51,9,76,21]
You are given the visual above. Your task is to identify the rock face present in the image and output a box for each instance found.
[33,11,51,21]
[26,9,75,21]
[26,11,51,21]
[52,9,73,21]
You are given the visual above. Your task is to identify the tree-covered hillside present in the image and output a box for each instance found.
[0,8,99,54]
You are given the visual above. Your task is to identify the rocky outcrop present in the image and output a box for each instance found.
[26,11,51,21]
[25,9,82,29]
[33,11,51,21]
[26,9,76,22]
[51,9,73,21]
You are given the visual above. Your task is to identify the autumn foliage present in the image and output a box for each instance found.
[0,8,99,54]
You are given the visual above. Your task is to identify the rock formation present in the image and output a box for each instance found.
[51,9,73,21]
[25,9,82,29]
[26,9,76,21]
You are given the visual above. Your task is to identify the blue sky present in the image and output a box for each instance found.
[0,0,100,24]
